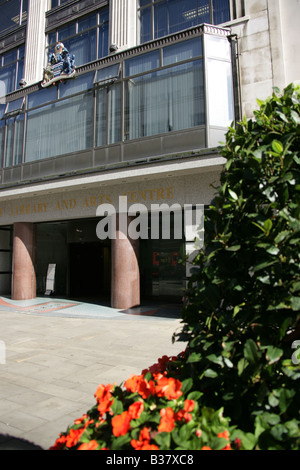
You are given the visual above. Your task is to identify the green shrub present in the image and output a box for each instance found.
[177,83,300,449]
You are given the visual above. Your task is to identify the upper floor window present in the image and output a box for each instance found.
[49,0,72,9]
[46,7,109,67]
[0,0,28,35]
[0,45,25,94]
[138,0,230,43]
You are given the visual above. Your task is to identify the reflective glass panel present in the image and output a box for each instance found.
[139,6,152,44]
[13,114,24,165]
[0,0,21,33]
[6,98,23,113]
[98,21,109,59]
[3,50,18,66]
[213,0,230,24]
[163,38,202,65]
[0,63,17,94]
[96,64,120,83]
[4,118,14,167]
[27,86,57,109]
[125,60,204,140]
[125,51,160,77]
[78,14,97,33]
[59,72,94,99]
[25,92,93,162]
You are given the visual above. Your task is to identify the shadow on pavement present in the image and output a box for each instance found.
[0,434,43,450]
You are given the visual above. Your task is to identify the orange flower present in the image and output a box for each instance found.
[221,443,232,450]
[124,375,141,393]
[124,374,155,399]
[138,378,155,399]
[77,440,99,450]
[65,428,85,448]
[139,443,160,450]
[95,383,113,400]
[183,399,195,412]
[158,407,176,433]
[217,430,232,450]
[217,430,230,440]
[112,411,132,437]
[175,399,195,423]
[201,446,212,450]
[154,375,182,400]
[74,414,88,425]
[128,401,144,419]
[94,384,114,416]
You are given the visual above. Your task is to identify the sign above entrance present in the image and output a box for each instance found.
[41,43,75,88]
[0,171,220,225]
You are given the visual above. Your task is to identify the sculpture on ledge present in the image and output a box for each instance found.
[41,42,75,88]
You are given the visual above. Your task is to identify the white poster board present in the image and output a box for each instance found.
[45,263,56,295]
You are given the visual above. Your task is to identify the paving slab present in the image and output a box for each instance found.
[0,296,186,450]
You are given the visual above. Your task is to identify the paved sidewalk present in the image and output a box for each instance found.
[0,297,186,450]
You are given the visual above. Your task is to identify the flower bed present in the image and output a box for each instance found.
[50,353,244,450]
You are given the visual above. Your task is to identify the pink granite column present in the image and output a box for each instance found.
[111,215,140,309]
[12,222,36,300]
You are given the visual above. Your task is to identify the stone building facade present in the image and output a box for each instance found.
[0,0,298,308]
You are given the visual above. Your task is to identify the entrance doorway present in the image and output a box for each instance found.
[36,219,110,302]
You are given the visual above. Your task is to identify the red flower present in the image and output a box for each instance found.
[234,437,242,449]
[158,407,176,433]
[201,446,212,450]
[112,411,132,437]
[142,355,176,375]
[77,440,99,450]
[128,401,144,419]
[154,374,182,400]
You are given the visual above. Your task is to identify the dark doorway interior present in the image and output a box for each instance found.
[69,241,110,298]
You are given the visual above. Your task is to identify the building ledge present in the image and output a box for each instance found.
[0,148,226,201]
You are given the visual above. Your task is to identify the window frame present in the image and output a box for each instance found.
[45,7,109,68]
[137,0,231,43]
[0,44,25,94]
[0,0,28,35]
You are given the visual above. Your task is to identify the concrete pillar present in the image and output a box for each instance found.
[23,0,48,85]
[111,215,140,309]
[109,0,137,52]
[12,223,36,300]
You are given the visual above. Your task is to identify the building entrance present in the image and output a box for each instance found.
[36,219,110,302]
[34,214,186,305]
